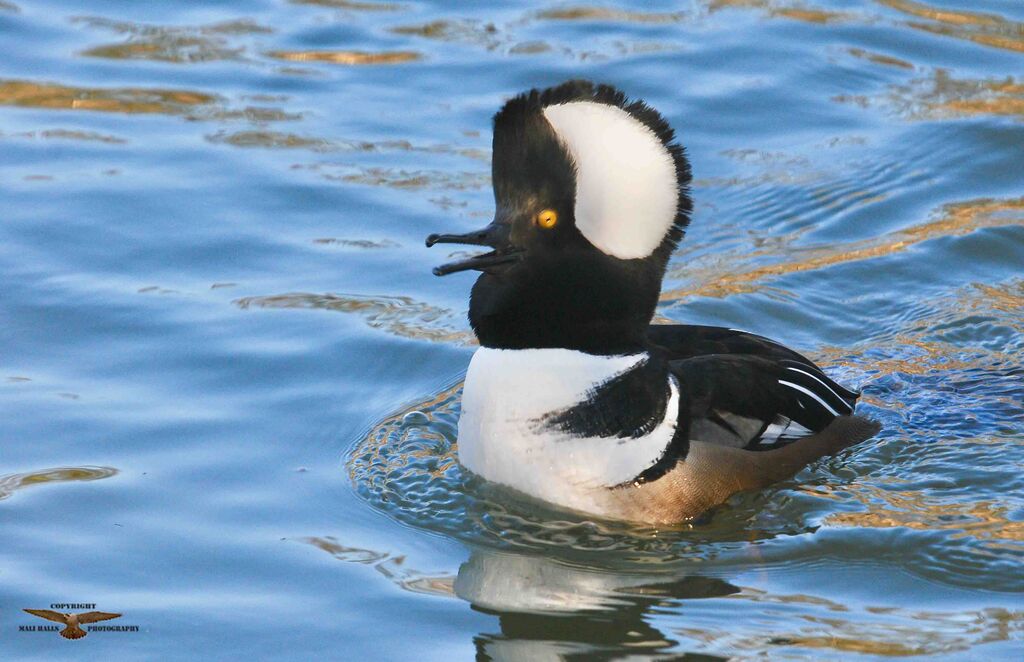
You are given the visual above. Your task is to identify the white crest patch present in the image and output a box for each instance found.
[542,101,678,260]
[457,347,677,515]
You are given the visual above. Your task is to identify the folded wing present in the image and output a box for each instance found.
[650,325,859,450]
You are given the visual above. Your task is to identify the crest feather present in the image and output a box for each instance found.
[493,80,692,259]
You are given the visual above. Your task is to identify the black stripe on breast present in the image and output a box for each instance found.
[539,356,671,440]
[617,391,690,487]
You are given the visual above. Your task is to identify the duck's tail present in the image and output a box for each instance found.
[610,416,881,524]
[754,415,881,484]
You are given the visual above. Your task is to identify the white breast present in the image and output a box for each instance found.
[457,347,678,515]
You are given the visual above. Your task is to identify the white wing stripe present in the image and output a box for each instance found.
[759,421,788,444]
[785,366,853,413]
[759,419,813,445]
[778,380,841,417]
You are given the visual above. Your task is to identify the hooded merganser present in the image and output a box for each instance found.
[426,80,879,524]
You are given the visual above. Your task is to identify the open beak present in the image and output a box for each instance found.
[425,222,522,276]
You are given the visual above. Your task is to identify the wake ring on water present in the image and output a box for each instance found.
[345,380,811,563]
[345,354,1024,592]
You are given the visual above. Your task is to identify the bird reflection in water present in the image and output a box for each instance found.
[302,534,739,659]
[454,547,739,660]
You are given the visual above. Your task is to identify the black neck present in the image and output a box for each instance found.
[474,316,649,355]
[468,256,663,355]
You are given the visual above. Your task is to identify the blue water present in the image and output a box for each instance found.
[2,0,1023,658]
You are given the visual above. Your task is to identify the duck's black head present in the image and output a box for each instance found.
[426,80,692,355]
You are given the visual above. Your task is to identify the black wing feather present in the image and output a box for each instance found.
[540,357,671,439]
[649,325,860,448]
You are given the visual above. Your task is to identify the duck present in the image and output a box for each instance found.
[425,80,879,524]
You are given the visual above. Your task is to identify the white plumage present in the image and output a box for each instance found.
[458,348,678,514]
[543,101,679,260]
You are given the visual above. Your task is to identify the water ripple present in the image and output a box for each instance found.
[72,16,271,63]
[348,382,826,566]
[840,70,1024,121]
[882,0,1024,55]
[0,466,118,501]
[266,50,422,65]
[0,79,299,122]
[235,292,472,344]
[663,196,1024,303]
[289,0,406,11]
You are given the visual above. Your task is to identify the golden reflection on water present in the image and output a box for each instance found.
[390,12,679,59]
[0,79,301,122]
[690,592,1024,655]
[207,130,333,151]
[390,19,508,53]
[847,47,914,70]
[0,79,216,115]
[710,0,1024,52]
[0,466,118,500]
[84,36,241,63]
[267,50,422,65]
[974,281,1024,315]
[708,0,855,24]
[303,535,388,563]
[922,73,1024,120]
[332,166,487,190]
[73,16,273,35]
[881,0,1003,26]
[844,336,979,377]
[348,381,461,492]
[206,129,488,162]
[824,481,1024,547]
[772,8,846,24]
[841,70,1024,121]
[535,6,684,23]
[290,161,488,190]
[2,128,127,143]
[234,292,474,345]
[807,278,1024,391]
[881,0,1024,54]
[289,0,405,10]
[300,536,455,596]
[73,16,271,63]
[662,196,1024,303]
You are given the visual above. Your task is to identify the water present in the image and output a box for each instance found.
[2,0,1022,658]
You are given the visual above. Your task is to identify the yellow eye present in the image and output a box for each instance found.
[535,209,558,229]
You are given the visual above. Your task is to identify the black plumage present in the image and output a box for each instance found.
[540,356,671,440]
[651,324,858,440]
